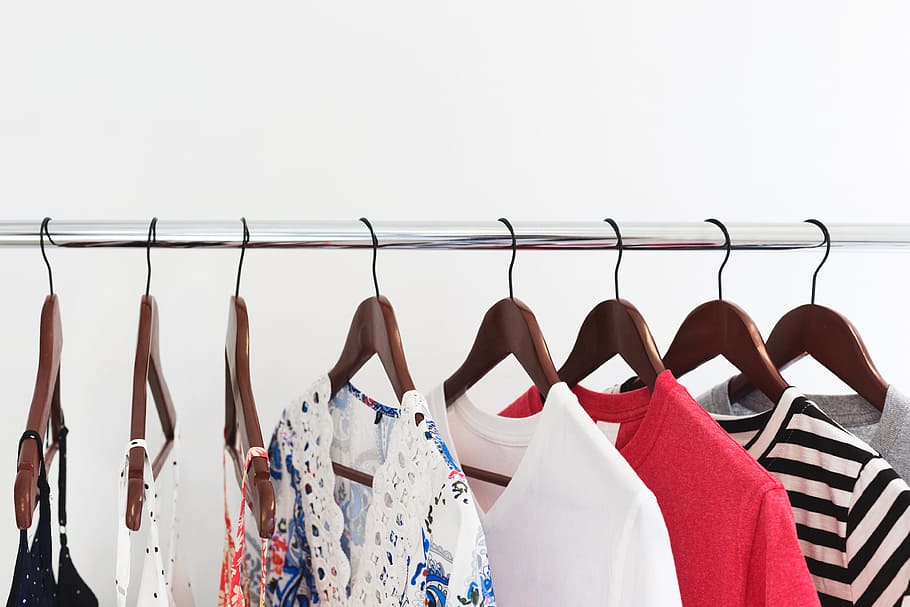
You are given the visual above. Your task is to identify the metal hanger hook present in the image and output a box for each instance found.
[705,218,731,300]
[235,217,250,298]
[498,217,517,299]
[145,217,158,296]
[40,217,57,295]
[359,217,380,298]
[604,218,623,299]
[805,218,830,305]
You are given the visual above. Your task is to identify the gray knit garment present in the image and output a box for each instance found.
[697,380,910,482]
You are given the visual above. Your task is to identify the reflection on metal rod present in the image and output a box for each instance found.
[0,220,907,251]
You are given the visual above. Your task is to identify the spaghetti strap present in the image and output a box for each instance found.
[56,425,98,606]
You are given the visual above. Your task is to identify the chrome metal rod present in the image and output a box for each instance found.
[0,220,907,251]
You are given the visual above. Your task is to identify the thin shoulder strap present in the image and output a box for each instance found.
[17,430,48,508]
[58,424,69,546]
[18,430,46,472]
[18,430,52,570]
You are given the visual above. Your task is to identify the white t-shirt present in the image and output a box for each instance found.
[426,381,681,607]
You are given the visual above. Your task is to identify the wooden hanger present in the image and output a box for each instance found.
[444,219,559,487]
[125,219,178,531]
[559,219,665,390]
[327,218,417,488]
[224,219,275,539]
[15,218,64,530]
[656,219,789,403]
[729,219,888,408]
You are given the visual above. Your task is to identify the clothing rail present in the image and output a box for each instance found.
[0,220,908,251]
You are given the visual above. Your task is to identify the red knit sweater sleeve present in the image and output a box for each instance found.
[746,484,821,606]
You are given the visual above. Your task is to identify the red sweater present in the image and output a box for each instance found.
[501,371,820,607]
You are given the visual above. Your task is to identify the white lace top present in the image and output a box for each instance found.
[246,374,496,606]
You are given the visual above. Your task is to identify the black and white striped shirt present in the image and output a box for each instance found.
[703,386,910,607]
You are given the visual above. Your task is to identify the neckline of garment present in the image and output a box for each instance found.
[712,386,804,459]
[726,378,896,434]
[449,387,543,446]
[567,369,677,470]
[441,383,580,526]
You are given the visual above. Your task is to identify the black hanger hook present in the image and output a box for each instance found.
[705,218,731,300]
[498,218,517,299]
[235,217,250,298]
[40,217,57,296]
[805,218,830,305]
[359,217,380,298]
[604,218,623,299]
[145,217,158,297]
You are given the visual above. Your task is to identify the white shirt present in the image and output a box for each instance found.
[425,382,681,607]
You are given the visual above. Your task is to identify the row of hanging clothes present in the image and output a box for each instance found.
[8,217,910,607]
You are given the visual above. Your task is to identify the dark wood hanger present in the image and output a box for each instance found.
[443,219,560,488]
[559,219,665,390]
[561,299,665,389]
[326,219,418,488]
[224,219,275,539]
[15,294,64,530]
[125,221,178,531]
[728,220,887,409]
[649,220,789,403]
[662,300,788,402]
[444,297,561,407]
[328,296,416,404]
[15,219,63,530]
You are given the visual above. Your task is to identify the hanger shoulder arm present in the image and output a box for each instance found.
[559,301,613,385]
[374,296,416,401]
[444,299,514,404]
[662,301,719,377]
[512,298,561,395]
[720,302,789,402]
[613,299,665,388]
[15,295,63,530]
[126,297,154,531]
[328,298,378,397]
[224,296,275,537]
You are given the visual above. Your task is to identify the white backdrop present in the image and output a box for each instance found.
[1,2,909,604]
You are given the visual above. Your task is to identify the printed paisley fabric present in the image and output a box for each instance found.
[246,375,495,606]
[219,447,269,607]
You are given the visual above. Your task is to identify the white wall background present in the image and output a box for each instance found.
[1,2,909,604]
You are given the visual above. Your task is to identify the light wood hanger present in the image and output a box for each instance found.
[15,218,64,530]
[654,219,789,403]
[444,218,559,487]
[224,218,275,539]
[125,219,178,531]
[729,219,888,408]
[327,218,417,488]
[559,219,665,390]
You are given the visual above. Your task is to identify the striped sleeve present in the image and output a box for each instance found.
[847,455,910,607]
